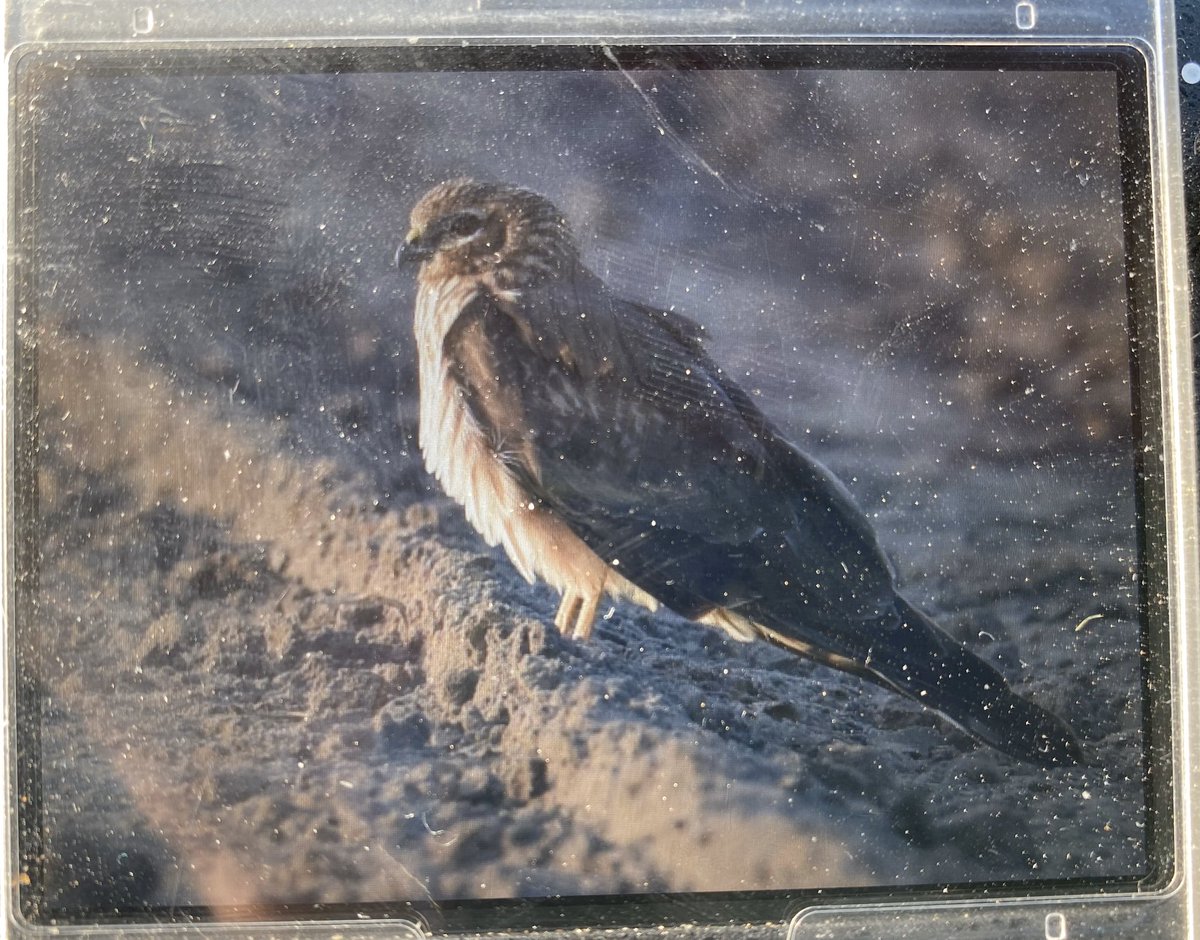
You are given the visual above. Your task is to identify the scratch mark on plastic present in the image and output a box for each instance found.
[602,46,754,203]
[1074,613,1105,632]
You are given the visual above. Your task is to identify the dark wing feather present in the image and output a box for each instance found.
[444,270,897,647]
[444,272,1083,765]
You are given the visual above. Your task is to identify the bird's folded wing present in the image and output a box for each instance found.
[444,280,896,628]
[445,280,773,534]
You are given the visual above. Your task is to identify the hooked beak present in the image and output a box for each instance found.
[395,227,433,267]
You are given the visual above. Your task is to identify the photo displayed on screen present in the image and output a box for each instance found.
[12,45,1162,922]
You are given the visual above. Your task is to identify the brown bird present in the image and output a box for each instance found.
[396,178,1083,766]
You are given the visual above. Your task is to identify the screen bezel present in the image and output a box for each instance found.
[7,41,1170,933]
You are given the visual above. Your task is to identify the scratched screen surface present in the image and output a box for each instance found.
[15,48,1158,922]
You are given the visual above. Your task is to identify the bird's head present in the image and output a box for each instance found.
[397,179,579,289]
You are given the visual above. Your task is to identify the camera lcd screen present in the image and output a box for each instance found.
[10,44,1166,927]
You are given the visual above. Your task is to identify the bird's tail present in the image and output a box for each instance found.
[762,596,1084,767]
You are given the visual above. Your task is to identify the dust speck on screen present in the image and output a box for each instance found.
[12,45,1163,926]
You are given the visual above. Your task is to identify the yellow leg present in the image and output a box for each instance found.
[555,594,582,633]
[553,576,606,641]
[572,591,601,641]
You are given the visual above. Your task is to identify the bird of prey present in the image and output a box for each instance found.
[396,178,1082,766]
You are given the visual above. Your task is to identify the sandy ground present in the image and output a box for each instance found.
[28,322,1146,917]
[17,58,1151,925]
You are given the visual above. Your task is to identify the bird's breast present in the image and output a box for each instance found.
[411,276,657,615]
[413,277,587,583]
[414,277,511,548]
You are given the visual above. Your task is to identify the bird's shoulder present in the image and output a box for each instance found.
[448,268,706,382]
[444,270,788,468]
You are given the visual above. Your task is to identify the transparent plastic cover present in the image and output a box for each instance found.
[4,2,1197,940]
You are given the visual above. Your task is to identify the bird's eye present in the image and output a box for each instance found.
[442,211,484,241]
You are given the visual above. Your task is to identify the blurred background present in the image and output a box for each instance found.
[29,57,1133,463]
